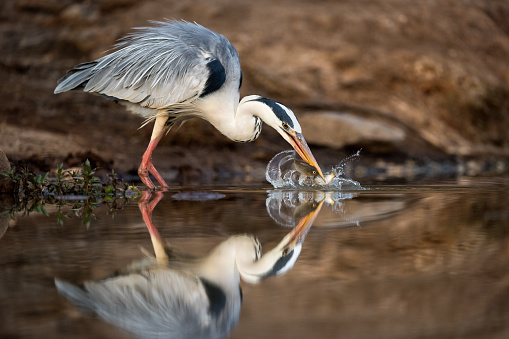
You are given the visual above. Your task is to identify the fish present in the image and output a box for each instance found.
[313,170,337,185]
[293,158,319,176]
[294,159,336,185]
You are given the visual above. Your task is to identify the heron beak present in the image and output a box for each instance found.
[286,132,325,181]
[287,199,325,245]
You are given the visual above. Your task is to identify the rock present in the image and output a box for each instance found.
[236,1,509,158]
[0,150,15,193]
[0,149,14,238]
[299,111,406,150]
[0,150,10,172]
[0,190,14,240]
[0,213,9,240]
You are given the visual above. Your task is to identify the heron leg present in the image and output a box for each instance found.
[138,191,168,264]
[139,115,170,189]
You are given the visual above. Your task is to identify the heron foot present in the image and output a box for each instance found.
[138,165,156,189]
[138,161,168,190]
[147,162,169,188]
[138,190,164,218]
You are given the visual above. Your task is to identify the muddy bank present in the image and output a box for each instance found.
[1,0,508,183]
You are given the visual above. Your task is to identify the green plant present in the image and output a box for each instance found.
[1,160,140,226]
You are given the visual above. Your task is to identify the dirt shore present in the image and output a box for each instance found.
[1,0,508,184]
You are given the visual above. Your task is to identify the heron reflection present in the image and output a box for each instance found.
[55,191,323,339]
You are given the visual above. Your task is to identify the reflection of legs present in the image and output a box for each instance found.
[138,190,168,264]
[138,115,170,189]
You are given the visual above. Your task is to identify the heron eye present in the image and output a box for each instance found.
[312,170,317,175]
[282,247,290,255]
[282,122,289,130]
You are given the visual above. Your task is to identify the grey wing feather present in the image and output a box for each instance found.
[78,271,210,338]
[55,278,96,310]
[54,61,98,92]
[54,20,240,112]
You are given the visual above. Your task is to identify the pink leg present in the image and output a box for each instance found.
[139,134,168,189]
[138,116,170,189]
[138,190,167,263]
[138,190,163,237]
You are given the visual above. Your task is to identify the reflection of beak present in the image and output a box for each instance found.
[286,132,325,181]
[287,199,325,245]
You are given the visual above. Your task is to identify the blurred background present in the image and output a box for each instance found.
[2,3,509,338]
[1,0,509,184]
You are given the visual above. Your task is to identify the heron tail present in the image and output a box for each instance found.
[55,278,95,311]
[54,61,97,94]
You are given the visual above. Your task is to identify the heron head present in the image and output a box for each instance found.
[237,235,303,284]
[242,96,325,181]
[237,199,324,284]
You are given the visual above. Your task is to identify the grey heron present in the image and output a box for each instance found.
[55,191,323,338]
[54,20,325,189]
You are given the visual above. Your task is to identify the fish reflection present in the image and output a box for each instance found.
[267,189,408,229]
[55,191,323,339]
[266,190,357,227]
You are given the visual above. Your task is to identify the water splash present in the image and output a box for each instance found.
[266,150,364,190]
[266,190,357,227]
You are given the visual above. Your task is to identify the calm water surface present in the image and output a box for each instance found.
[1,178,509,339]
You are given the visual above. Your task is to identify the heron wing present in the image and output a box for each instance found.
[55,21,239,112]
[55,272,223,338]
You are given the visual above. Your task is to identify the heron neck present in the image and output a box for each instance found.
[196,234,300,286]
[199,94,265,142]
[236,251,278,284]
[195,236,248,290]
